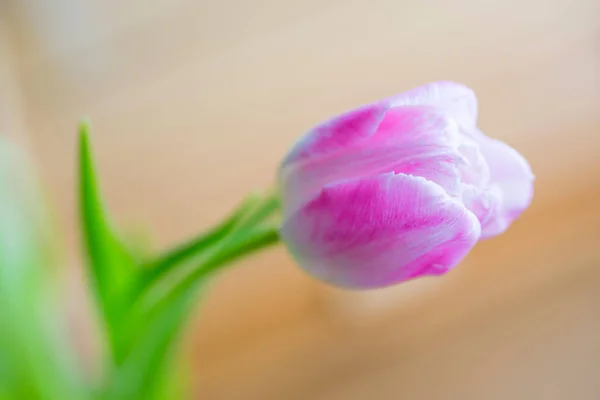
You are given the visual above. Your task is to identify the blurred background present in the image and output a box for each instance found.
[1,0,600,398]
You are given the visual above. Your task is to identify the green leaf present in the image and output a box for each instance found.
[79,124,281,399]
[110,215,279,400]
[103,276,202,400]
[0,136,89,400]
[78,123,136,363]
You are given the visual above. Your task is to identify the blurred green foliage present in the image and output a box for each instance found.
[0,137,87,400]
[0,126,279,399]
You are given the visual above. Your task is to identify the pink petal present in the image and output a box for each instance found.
[457,134,490,187]
[281,81,478,169]
[282,102,389,167]
[387,81,478,128]
[281,173,481,289]
[470,130,534,237]
[461,184,505,237]
[279,107,465,217]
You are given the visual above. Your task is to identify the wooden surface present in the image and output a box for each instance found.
[2,0,600,398]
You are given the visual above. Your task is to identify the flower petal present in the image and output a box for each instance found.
[281,173,481,289]
[470,131,534,237]
[279,107,465,217]
[281,81,478,169]
[461,184,504,236]
[281,102,389,167]
[387,81,478,128]
[457,134,490,187]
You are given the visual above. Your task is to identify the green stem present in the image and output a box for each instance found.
[199,226,280,274]
[147,226,279,316]
[132,191,280,302]
[136,195,262,290]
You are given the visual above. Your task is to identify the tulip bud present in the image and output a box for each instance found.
[279,81,534,289]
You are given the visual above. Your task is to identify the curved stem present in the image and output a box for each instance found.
[133,192,280,300]
[148,226,280,317]
[136,195,262,290]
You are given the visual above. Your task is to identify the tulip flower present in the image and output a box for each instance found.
[0,83,536,400]
[279,81,534,289]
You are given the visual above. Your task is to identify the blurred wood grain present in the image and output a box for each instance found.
[2,0,600,398]
[0,8,29,145]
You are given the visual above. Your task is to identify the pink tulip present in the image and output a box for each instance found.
[279,81,534,289]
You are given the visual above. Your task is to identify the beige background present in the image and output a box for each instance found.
[1,0,600,398]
